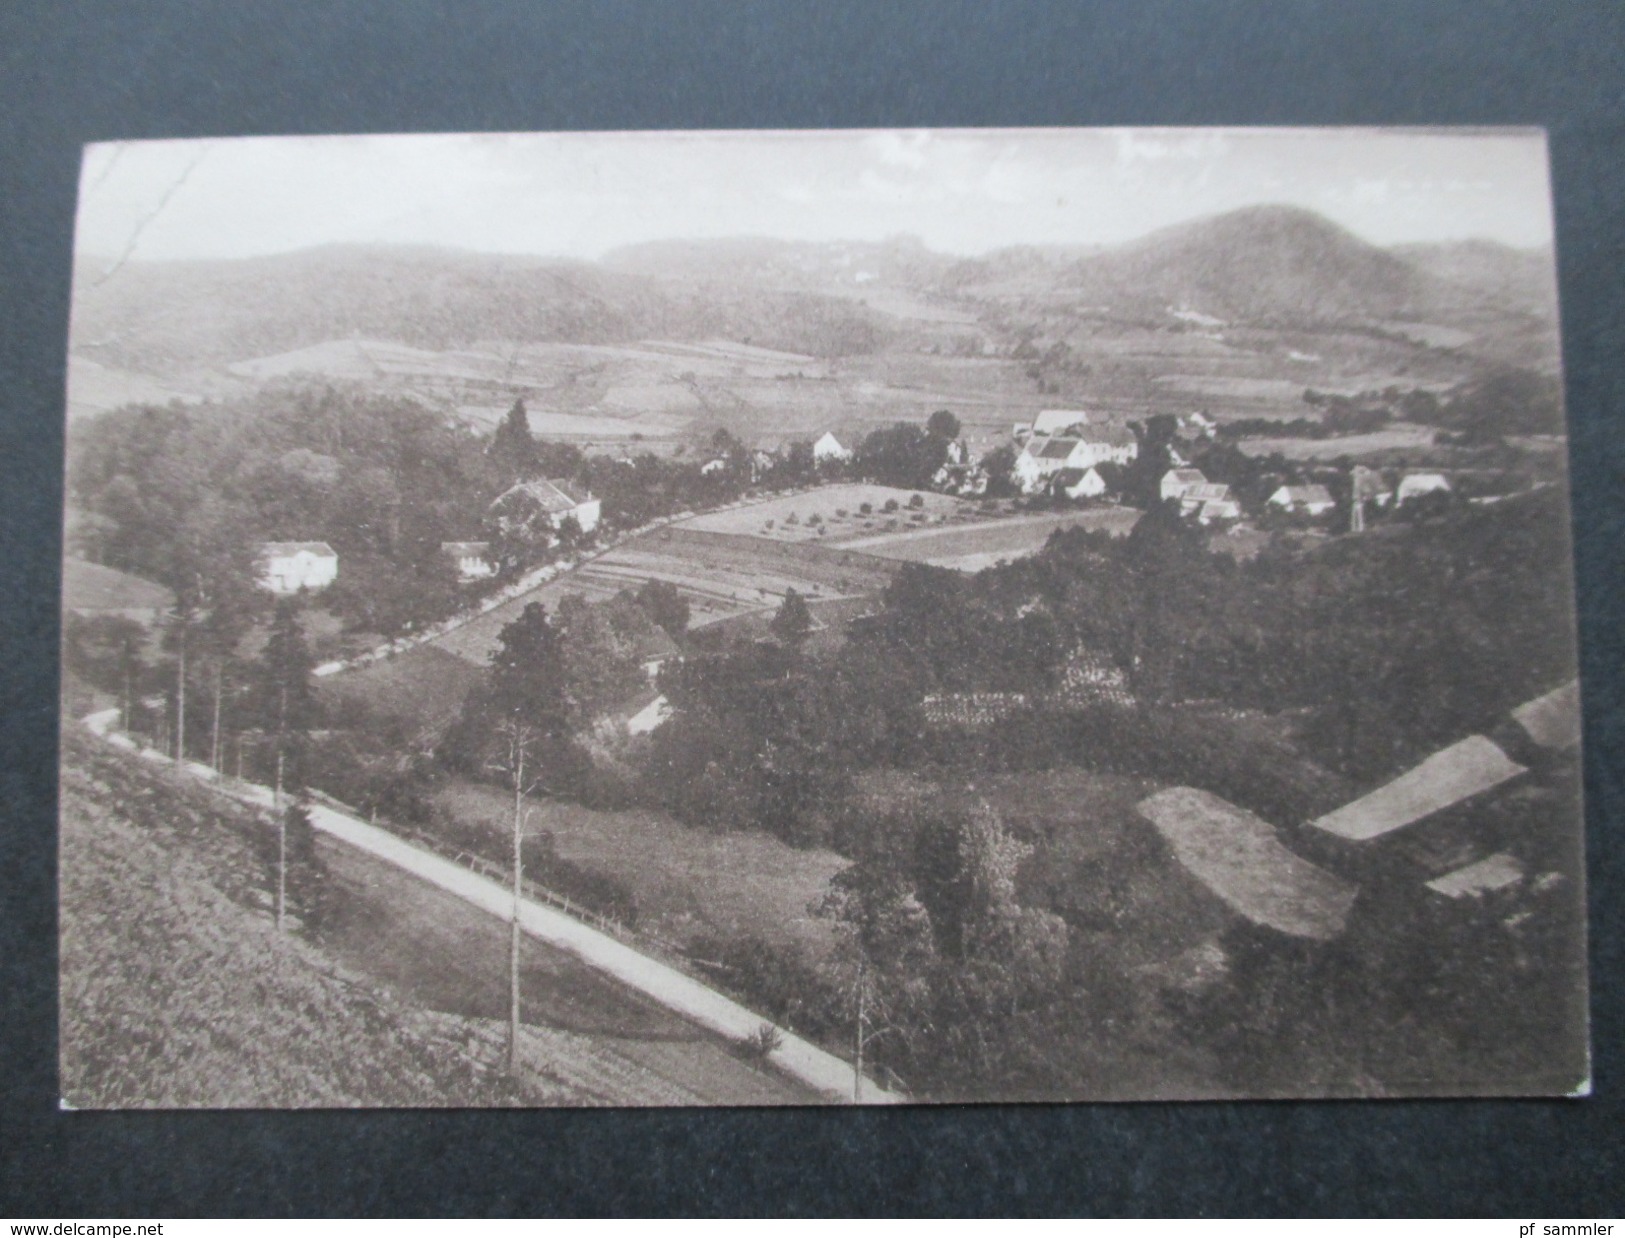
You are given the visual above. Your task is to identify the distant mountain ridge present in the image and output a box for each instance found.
[71,206,1555,379]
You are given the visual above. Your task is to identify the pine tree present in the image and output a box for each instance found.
[770,588,813,646]
[491,398,537,480]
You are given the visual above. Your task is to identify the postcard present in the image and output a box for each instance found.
[59,128,1586,1105]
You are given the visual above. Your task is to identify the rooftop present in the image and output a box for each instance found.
[1511,680,1581,752]
[1137,786,1358,941]
[1309,735,1527,842]
[261,541,336,557]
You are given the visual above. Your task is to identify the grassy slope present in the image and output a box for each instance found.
[59,730,580,1108]
[433,779,846,958]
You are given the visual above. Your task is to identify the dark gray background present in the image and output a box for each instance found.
[2,0,1621,1216]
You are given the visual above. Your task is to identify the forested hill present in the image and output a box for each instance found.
[71,245,893,373]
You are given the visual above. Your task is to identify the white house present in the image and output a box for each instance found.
[259,542,338,595]
[441,541,495,581]
[812,431,852,464]
[1268,484,1337,516]
[1015,427,1139,494]
[490,478,601,535]
[1030,409,1093,438]
[1161,468,1208,502]
[1053,467,1107,500]
[1397,472,1452,505]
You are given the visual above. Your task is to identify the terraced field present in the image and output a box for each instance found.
[434,524,899,665]
[842,508,1141,571]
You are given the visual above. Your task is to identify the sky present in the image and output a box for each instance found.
[74,127,1556,265]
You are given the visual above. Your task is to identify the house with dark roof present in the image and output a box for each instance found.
[1051,467,1107,501]
[490,478,601,534]
[1014,426,1138,493]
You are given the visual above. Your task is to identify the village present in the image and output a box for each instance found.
[55,129,1584,1105]
[61,372,1583,1103]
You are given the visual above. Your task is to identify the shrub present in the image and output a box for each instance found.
[882,498,899,513]
[834,508,848,519]
[908,493,925,509]
[785,513,800,526]
[859,502,873,515]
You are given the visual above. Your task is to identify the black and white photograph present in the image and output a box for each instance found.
[58,126,1587,1107]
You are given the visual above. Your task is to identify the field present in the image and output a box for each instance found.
[842,508,1140,571]
[61,730,815,1106]
[434,779,848,958]
[315,644,480,738]
[434,523,900,665]
[684,484,975,540]
[316,825,814,1105]
[1236,423,1438,460]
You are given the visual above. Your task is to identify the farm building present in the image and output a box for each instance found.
[441,541,494,581]
[259,542,338,595]
[1161,468,1208,502]
[1136,786,1358,942]
[1397,472,1452,505]
[812,431,852,464]
[1015,428,1138,493]
[1030,408,1094,437]
[490,478,601,535]
[1268,484,1336,516]
[1511,680,1581,754]
[1308,735,1527,844]
[1052,467,1107,500]
[64,557,175,625]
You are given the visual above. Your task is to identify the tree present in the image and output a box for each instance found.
[487,715,549,1075]
[926,409,962,443]
[490,398,537,479]
[444,602,582,788]
[1117,413,1180,509]
[253,599,316,931]
[979,445,1019,497]
[254,599,315,784]
[637,578,691,639]
[770,588,813,646]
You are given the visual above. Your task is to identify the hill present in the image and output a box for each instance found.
[1054,205,1435,324]
[71,244,892,376]
[603,233,955,292]
[1391,238,1559,316]
[58,729,576,1107]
